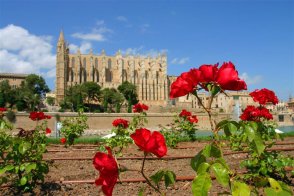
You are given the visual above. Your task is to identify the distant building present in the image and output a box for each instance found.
[56,31,173,106]
[287,98,294,112]
[176,91,256,113]
[0,73,28,88]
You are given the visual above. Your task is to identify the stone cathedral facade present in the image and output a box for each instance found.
[56,31,171,107]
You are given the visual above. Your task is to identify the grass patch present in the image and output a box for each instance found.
[282,131,294,137]
[46,130,294,145]
[46,137,105,144]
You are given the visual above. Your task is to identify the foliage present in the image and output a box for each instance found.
[150,170,176,189]
[0,112,49,192]
[46,96,55,106]
[81,82,101,112]
[5,110,16,123]
[60,110,89,146]
[102,119,132,156]
[0,75,50,111]
[102,88,124,113]
[161,110,199,148]
[22,74,50,98]
[118,81,139,113]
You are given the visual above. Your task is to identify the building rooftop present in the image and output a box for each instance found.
[0,73,29,78]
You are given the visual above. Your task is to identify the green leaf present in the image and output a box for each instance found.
[244,124,255,142]
[0,165,14,175]
[191,152,206,171]
[192,173,212,196]
[197,162,210,175]
[253,133,265,155]
[211,163,229,187]
[18,142,31,155]
[202,144,221,158]
[268,178,282,192]
[232,181,250,196]
[164,170,176,188]
[264,187,292,196]
[25,163,36,173]
[150,170,164,185]
[216,120,228,129]
[20,176,27,186]
[226,121,238,135]
[138,187,145,196]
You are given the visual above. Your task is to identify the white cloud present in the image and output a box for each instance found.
[171,57,189,65]
[0,24,55,78]
[71,32,105,41]
[71,22,112,42]
[121,46,167,57]
[240,72,262,85]
[116,16,128,22]
[69,42,92,54]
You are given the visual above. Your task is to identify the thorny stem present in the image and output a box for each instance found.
[194,93,215,132]
[141,153,161,194]
[194,92,225,157]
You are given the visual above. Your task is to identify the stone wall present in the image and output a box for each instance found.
[7,112,293,136]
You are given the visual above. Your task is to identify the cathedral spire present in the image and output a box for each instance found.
[58,30,65,42]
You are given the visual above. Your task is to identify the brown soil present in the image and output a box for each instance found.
[1,138,294,196]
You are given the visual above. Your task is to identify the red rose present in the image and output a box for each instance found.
[249,88,279,105]
[199,64,218,83]
[188,115,198,123]
[216,62,247,91]
[240,105,273,121]
[170,62,247,99]
[0,108,7,112]
[93,147,118,196]
[130,128,167,158]
[46,128,51,134]
[112,118,129,128]
[29,111,51,121]
[179,109,192,118]
[133,103,149,113]
[60,138,66,144]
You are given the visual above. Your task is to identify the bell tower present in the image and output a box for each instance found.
[56,30,68,104]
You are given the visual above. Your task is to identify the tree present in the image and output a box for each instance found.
[63,85,84,112]
[102,88,124,113]
[22,74,50,98]
[81,82,102,112]
[46,97,55,106]
[0,80,12,107]
[118,81,139,113]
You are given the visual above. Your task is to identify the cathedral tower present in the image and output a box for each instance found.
[56,30,68,104]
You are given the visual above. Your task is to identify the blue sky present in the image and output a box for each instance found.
[0,0,293,101]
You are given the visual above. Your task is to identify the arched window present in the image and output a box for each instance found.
[134,70,138,84]
[71,57,75,68]
[122,69,127,82]
[83,58,86,68]
[96,71,99,82]
[95,58,98,69]
[108,59,112,69]
[106,59,112,82]
[83,69,87,82]
[71,70,74,82]
[145,71,148,100]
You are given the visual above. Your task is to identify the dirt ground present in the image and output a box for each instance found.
[1,138,294,196]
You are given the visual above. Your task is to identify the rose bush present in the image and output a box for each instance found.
[102,118,132,156]
[169,62,292,195]
[0,111,50,192]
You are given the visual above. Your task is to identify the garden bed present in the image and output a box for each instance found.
[2,138,294,196]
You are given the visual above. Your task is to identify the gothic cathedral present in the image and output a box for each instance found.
[55,31,172,107]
